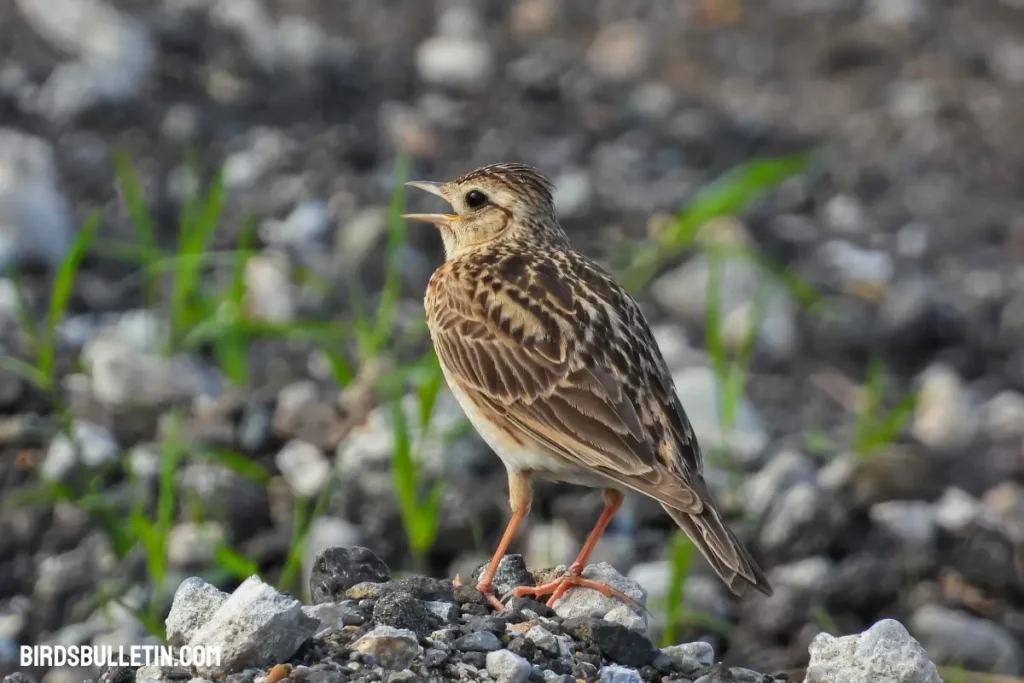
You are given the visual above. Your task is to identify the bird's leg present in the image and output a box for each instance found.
[512,488,629,608]
[475,470,532,611]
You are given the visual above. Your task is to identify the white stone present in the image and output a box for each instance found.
[165,577,229,647]
[275,439,330,497]
[932,487,980,535]
[742,449,817,519]
[670,367,768,465]
[186,575,318,677]
[167,523,225,568]
[912,363,975,452]
[486,650,532,683]
[806,619,941,683]
[599,665,642,683]
[353,626,422,671]
[869,501,936,547]
[551,563,647,631]
[42,420,119,481]
[244,253,295,322]
[416,36,493,89]
[661,641,714,675]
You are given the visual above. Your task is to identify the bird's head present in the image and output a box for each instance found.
[403,162,569,258]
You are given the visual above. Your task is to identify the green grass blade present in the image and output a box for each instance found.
[660,532,696,647]
[39,211,99,390]
[372,153,411,350]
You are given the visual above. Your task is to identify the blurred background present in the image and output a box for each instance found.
[1,0,1023,680]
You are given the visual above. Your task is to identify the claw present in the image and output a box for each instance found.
[510,570,637,609]
[452,574,464,588]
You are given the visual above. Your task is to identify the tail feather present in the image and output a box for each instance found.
[662,502,773,597]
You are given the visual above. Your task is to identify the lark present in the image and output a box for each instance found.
[404,162,772,610]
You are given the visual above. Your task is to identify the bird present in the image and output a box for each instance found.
[403,162,772,610]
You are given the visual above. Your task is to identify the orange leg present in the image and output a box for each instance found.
[512,488,629,608]
[475,470,532,611]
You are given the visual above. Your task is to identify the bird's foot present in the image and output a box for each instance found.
[475,581,507,611]
[507,566,633,609]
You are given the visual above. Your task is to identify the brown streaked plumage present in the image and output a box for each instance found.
[404,162,772,609]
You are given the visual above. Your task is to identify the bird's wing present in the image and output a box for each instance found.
[429,266,701,512]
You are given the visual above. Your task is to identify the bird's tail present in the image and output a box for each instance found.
[661,501,773,597]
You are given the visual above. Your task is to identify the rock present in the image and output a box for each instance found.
[309,546,389,604]
[0,129,73,270]
[470,554,534,597]
[909,605,1022,675]
[932,487,981,535]
[416,35,493,89]
[372,591,442,637]
[526,625,560,655]
[133,666,191,683]
[551,563,647,631]
[759,482,832,556]
[661,641,715,676]
[586,21,650,82]
[652,253,798,363]
[41,420,120,482]
[565,618,655,668]
[302,601,363,633]
[669,367,769,464]
[817,240,894,298]
[805,619,941,683]
[551,168,593,219]
[336,206,388,268]
[983,390,1024,439]
[980,481,1024,544]
[742,449,818,519]
[167,522,225,568]
[822,194,868,234]
[244,253,295,322]
[598,665,643,683]
[526,522,577,570]
[84,336,217,408]
[165,577,229,647]
[260,199,331,248]
[275,440,330,497]
[186,575,318,677]
[991,39,1024,85]
[865,0,926,27]
[454,631,501,652]
[485,650,532,683]
[352,626,422,671]
[14,0,155,124]
[912,363,976,453]
[869,501,936,548]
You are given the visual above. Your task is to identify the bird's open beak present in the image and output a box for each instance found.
[402,181,455,226]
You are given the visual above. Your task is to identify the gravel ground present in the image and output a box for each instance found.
[1,0,1023,681]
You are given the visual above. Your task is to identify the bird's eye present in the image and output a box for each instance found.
[465,190,488,209]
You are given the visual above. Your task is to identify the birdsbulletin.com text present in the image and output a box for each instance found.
[20,645,221,668]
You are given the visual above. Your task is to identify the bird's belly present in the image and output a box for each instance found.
[442,373,615,488]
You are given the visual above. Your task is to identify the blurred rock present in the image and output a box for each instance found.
[742,449,817,519]
[817,240,894,299]
[416,29,493,90]
[0,129,74,270]
[869,500,936,548]
[822,194,868,234]
[275,439,330,497]
[931,487,980,535]
[805,619,940,683]
[552,168,593,219]
[759,482,834,557]
[186,575,318,677]
[41,420,120,482]
[670,367,768,465]
[15,0,155,123]
[909,604,1022,675]
[586,21,651,82]
[336,206,389,268]
[980,481,1024,544]
[260,199,331,248]
[245,252,296,322]
[983,390,1024,439]
[83,336,218,408]
[167,522,225,569]
[653,250,799,362]
[912,363,976,453]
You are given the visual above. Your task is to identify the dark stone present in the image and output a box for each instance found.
[371,590,442,637]
[380,576,455,602]
[4,674,37,683]
[453,584,487,605]
[822,554,902,615]
[224,672,258,683]
[505,597,554,618]
[453,630,502,652]
[564,618,656,668]
[507,636,537,661]
[573,661,599,680]
[462,651,487,668]
[462,615,506,634]
[423,648,449,667]
[290,668,349,683]
[470,554,534,595]
[310,547,390,604]
[461,602,490,616]
[96,667,136,683]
